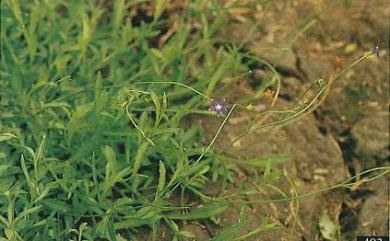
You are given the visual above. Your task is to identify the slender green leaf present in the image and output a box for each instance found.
[153,0,166,20]
[157,161,166,195]
[132,142,150,178]
[0,133,17,142]
[41,199,72,214]
[14,206,42,223]
[107,216,117,241]
[102,145,117,174]
[150,91,162,127]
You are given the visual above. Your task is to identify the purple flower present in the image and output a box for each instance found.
[209,98,228,117]
[371,46,379,54]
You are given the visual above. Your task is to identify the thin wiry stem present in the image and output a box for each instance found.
[231,166,390,204]
[134,81,212,101]
[185,166,390,203]
[193,104,237,166]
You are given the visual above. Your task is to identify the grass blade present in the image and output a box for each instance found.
[157,160,166,195]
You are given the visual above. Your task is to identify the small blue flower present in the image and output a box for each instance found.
[371,46,379,54]
[209,98,228,117]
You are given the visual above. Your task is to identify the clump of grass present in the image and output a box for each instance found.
[0,1,259,240]
[0,0,385,240]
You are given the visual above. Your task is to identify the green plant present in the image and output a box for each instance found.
[0,1,270,240]
[1,1,386,241]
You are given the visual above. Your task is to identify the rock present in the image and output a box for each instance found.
[295,44,334,81]
[356,178,389,235]
[281,77,302,99]
[351,113,390,168]
[249,40,297,73]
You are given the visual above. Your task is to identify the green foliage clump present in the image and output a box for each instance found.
[0,1,252,240]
